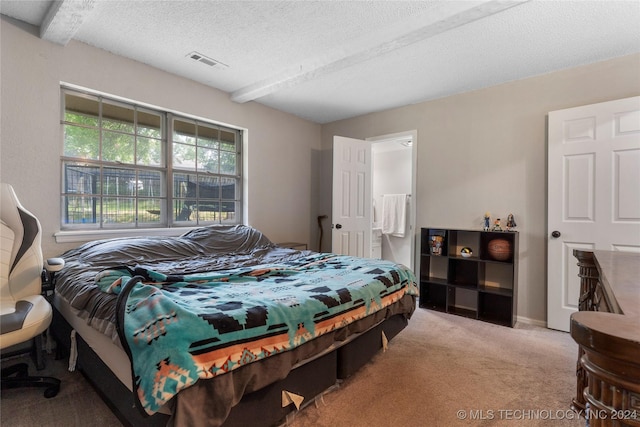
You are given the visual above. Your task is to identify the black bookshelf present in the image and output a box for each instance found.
[419,228,519,327]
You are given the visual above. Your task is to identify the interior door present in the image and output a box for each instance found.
[547,96,640,331]
[332,136,372,257]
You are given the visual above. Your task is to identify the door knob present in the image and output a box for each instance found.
[551,231,561,238]
[335,224,342,229]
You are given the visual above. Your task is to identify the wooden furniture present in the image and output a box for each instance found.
[570,250,640,426]
[419,228,518,327]
[277,241,308,250]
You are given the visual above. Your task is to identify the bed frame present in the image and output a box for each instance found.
[51,304,410,427]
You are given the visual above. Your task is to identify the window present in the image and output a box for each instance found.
[61,88,242,229]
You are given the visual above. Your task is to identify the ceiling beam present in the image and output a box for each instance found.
[231,0,529,104]
[40,0,97,45]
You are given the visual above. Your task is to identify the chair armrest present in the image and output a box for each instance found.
[42,258,65,298]
[44,257,65,272]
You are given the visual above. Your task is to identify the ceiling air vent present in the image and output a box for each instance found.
[187,51,228,69]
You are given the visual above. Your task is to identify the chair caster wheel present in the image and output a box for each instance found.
[44,384,60,398]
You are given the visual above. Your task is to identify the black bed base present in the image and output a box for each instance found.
[337,313,407,379]
[51,309,169,427]
[51,308,408,427]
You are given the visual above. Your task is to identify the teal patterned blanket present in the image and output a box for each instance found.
[103,252,417,415]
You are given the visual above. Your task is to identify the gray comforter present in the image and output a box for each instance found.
[56,225,310,342]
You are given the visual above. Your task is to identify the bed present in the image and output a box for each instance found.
[50,225,417,427]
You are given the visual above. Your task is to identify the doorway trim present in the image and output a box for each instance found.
[367,130,418,270]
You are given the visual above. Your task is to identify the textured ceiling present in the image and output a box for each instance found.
[1,0,639,124]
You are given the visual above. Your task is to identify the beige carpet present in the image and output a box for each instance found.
[287,310,583,427]
[0,345,122,426]
[1,308,584,427]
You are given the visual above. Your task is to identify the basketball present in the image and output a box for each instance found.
[487,238,511,261]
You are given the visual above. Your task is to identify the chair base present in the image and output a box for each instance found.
[1,362,61,398]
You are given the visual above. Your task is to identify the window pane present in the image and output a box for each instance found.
[197,125,219,149]
[220,129,237,152]
[103,168,137,196]
[173,173,197,222]
[102,197,135,224]
[220,177,238,224]
[102,102,134,133]
[220,177,237,199]
[173,142,196,170]
[198,147,219,173]
[195,176,219,220]
[197,201,219,222]
[220,201,239,224]
[194,201,238,223]
[64,126,100,160]
[173,120,196,145]
[63,195,99,224]
[137,137,163,166]
[173,173,197,198]
[138,110,161,138]
[220,151,236,175]
[137,170,164,198]
[64,93,99,126]
[63,163,100,195]
[173,199,193,222]
[102,131,135,163]
[137,198,163,224]
[198,176,220,199]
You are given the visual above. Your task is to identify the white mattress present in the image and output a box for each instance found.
[53,293,133,390]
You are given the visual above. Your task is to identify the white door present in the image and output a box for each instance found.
[332,136,372,257]
[547,96,640,331]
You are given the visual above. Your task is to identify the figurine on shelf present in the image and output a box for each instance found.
[430,235,444,255]
[483,212,491,231]
[506,213,517,231]
[492,218,502,231]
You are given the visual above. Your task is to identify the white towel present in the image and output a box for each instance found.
[381,194,407,237]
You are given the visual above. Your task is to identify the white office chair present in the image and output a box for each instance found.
[1,183,61,398]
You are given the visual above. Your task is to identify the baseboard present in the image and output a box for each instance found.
[515,315,547,328]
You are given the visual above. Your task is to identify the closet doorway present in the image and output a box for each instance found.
[368,131,417,270]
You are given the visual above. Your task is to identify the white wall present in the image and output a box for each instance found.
[0,17,321,257]
[320,53,640,324]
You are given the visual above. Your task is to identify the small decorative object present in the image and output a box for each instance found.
[492,218,502,231]
[483,212,491,231]
[487,238,511,261]
[430,235,444,255]
[506,213,517,231]
[460,247,473,258]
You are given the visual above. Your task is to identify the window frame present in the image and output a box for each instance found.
[59,86,243,234]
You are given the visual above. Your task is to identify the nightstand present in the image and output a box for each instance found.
[278,242,308,250]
